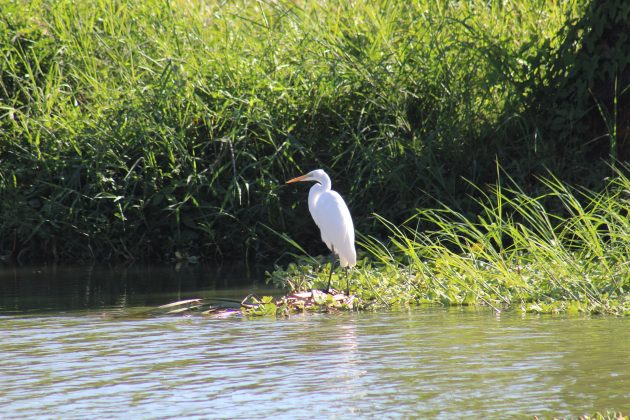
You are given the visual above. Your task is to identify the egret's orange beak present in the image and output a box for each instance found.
[286,174,308,184]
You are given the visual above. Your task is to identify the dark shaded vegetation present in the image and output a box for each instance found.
[0,0,628,265]
[530,0,630,166]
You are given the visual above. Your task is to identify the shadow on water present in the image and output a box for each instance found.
[0,264,275,315]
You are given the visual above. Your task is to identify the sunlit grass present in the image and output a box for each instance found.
[0,0,586,263]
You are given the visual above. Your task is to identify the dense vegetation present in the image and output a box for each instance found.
[1,0,628,272]
[269,169,630,315]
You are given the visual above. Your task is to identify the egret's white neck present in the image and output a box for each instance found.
[309,173,331,195]
[316,173,331,191]
[308,173,331,210]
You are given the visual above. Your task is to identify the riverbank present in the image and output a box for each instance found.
[2,1,629,317]
[269,172,630,315]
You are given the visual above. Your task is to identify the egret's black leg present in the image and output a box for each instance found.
[345,267,350,296]
[325,247,336,293]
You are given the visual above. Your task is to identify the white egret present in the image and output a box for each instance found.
[286,169,356,293]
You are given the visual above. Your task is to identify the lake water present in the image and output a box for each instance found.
[1,266,629,418]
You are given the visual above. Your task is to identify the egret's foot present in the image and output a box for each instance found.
[313,287,331,295]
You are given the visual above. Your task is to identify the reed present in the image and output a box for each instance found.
[0,0,597,263]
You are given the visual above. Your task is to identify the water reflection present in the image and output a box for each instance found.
[1,268,630,417]
[0,265,270,314]
[2,309,630,417]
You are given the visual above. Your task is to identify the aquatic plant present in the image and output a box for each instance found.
[240,291,356,317]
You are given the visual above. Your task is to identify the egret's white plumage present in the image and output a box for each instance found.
[286,169,356,291]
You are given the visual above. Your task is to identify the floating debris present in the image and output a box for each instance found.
[154,289,357,318]
[150,298,241,318]
[200,307,242,318]
[158,299,204,315]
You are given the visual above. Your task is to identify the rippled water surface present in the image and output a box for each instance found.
[1,267,630,418]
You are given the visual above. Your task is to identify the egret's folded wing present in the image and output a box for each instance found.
[310,191,356,266]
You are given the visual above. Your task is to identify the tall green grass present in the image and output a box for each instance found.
[0,0,590,263]
[271,169,630,314]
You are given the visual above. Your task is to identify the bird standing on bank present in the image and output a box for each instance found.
[286,169,356,294]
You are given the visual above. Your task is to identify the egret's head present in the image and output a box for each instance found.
[286,169,326,185]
